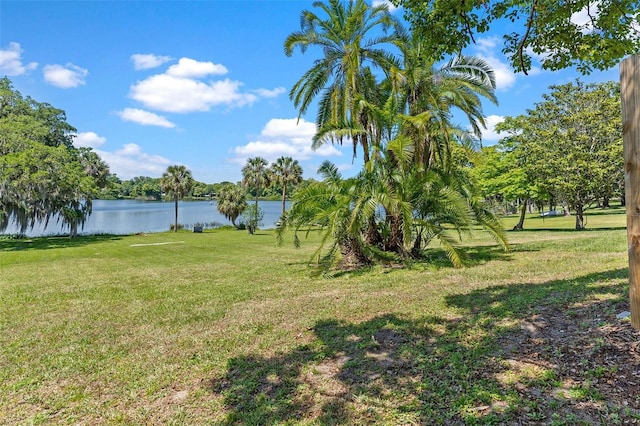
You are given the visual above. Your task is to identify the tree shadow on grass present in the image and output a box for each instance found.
[510,226,627,233]
[0,234,123,252]
[210,268,633,424]
[414,243,528,269]
[445,268,627,317]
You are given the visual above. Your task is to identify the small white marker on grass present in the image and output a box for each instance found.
[130,241,185,247]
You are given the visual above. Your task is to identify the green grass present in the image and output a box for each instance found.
[0,209,630,424]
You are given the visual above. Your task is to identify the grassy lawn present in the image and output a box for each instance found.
[0,207,633,424]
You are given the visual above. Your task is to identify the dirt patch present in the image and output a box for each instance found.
[492,299,640,424]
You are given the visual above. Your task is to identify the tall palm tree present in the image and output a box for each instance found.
[270,156,303,217]
[390,30,497,170]
[160,165,194,232]
[241,157,269,209]
[284,0,401,164]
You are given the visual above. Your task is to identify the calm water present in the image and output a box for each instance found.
[3,199,288,237]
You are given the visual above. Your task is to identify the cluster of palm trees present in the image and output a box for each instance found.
[214,156,304,233]
[278,0,508,270]
[158,157,304,234]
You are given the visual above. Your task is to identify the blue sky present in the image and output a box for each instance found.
[0,1,620,184]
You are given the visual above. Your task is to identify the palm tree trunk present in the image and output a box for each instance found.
[338,237,371,270]
[174,196,179,232]
[281,186,287,217]
[411,230,423,257]
[386,214,408,257]
[364,215,382,247]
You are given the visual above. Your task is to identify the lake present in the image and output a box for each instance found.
[3,199,289,237]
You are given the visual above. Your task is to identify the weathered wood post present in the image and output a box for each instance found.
[622,56,640,330]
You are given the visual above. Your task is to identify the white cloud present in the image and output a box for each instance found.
[96,143,172,179]
[128,56,282,113]
[0,42,38,76]
[130,74,260,113]
[570,2,600,33]
[116,108,176,128]
[166,57,227,78]
[372,0,398,12]
[43,63,88,88]
[230,117,342,165]
[74,131,107,148]
[479,115,506,142]
[130,53,173,70]
[234,141,300,158]
[253,87,286,98]
[261,118,316,140]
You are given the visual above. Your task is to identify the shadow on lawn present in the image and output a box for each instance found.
[510,226,627,233]
[0,234,122,251]
[210,268,630,424]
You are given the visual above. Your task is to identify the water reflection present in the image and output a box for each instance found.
[3,199,288,237]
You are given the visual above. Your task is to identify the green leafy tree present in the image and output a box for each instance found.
[160,165,194,232]
[391,0,640,74]
[242,157,269,208]
[78,148,110,189]
[100,174,122,200]
[190,181,209,198]
[0,77,108,237]
[498,80,622,230]
[241,203,264,235]
[472,134,547,230]
[369,121,508,265]
[123,176,162,200]
[270,156,303,217]
[216,183,247,228]
[331,49,500,256]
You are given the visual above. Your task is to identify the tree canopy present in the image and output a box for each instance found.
[242,157,269,207]
[493,80,623,230]
[270,156,303,217]
[391,0,640,74]
[216,183,247,228]
[0,77,109,237]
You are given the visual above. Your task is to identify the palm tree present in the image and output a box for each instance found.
[270,156,303,217]
[284,0,401,164]
[278,161,372,271]
[216,183,247,228]
[391,31,497,170]
[241,157,269,208]
[78,147,110,188]
[160,165,194,232]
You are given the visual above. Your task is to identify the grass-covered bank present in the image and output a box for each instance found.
[1,209,637,424]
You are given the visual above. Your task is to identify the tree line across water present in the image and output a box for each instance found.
[98,168,308,203]
[0,0,627,270]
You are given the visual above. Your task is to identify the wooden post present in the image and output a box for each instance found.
[622,56,640,330]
